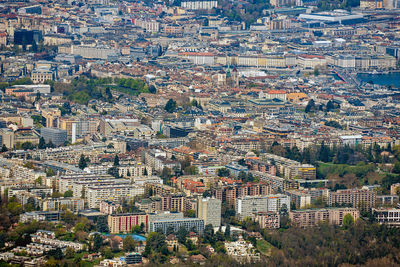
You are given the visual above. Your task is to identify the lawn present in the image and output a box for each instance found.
[256,239,273,256]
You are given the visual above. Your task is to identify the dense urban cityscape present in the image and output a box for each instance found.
[0,0,399,266]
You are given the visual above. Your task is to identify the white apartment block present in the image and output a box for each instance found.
[87,184,145,209]
[236,194,290,220]
[181,0,218,10]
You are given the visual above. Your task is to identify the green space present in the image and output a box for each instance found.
[256,239,273,255]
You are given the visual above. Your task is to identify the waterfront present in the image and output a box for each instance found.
[357,72,400,88]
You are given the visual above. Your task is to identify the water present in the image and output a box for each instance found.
[357,72,400,88]
[103,233,146,241]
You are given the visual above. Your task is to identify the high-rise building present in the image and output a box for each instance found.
[197,197,221,228]
[40,127,67,146]
[235,194,290,220]
[107,213,149,234]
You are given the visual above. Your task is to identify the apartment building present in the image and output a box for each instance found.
[99,201,121,215]
[289,208,360,227]
[181,0,218,10]
[285,190,312,208]
[328,189,376,210]
[87,184,145,209]
[149,218,204,235]
[235,194,290,220]
[251,211,280,229]
[197,197,221,228]
[213,182,272,205]
[372,208,400,226]
[254,171,299,191]
[40,197,84,213]
[261,153,316,180]
[118,163,152,178]
[107,213,149,234]
[58,174,114,193]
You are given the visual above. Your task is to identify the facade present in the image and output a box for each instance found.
[107,213,149,234]
[99,201,122,215]
[149,218,204,235]
[87,184,145,209]
[251,211,280,229]
[372,208,400,226]
[289,208,360,227]
[40,197,84,213]
[181,0,218,10]
[235,194,290,220]
[328,189,376,210]
[40,127,67,147]
[197,197,221,228]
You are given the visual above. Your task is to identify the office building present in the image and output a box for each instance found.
[197,197,221,228]
[40,127,67,147]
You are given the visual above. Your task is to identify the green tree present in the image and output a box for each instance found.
[313,67,320,76]
[177,226,188,244]
[123,236,136,252]
[93,234,103,251]
[1,144,7,152]
[342,214,354,229]
[78,154,88,169]
[305,99,315,113]
[96,216,109,233]
[217,168,230,177]
[38,137,46,149]
[224,224,231,239]
[63,190,73,197]
[113,154,120,166]
[203,224,215,244]
[149,85,157,94]
[164,99,177,113]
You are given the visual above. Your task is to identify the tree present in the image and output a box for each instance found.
[38,137,46,149]
[0,144,7,152]
[393,161,400,174]
[342,214,354,229]
[217,168,230,177]
[21,142,34,150]
[177,226,188,244]
[96,216,109,233]
[164,99,177,113]
[46,168,55,177]
[78,154,88,169]
[166,226,175,236]
[238,171,247,181]
[184,165,198,175]
[326,100,335,112]
[113,154,120,166]
[305,99,315,113]
[184,209,196,218]
[123,236,136,252]
[149,85,157,94]
[203,224,215,244]
[48,248,63,260]
[93,234,103,251]
[313,67,320,76]
[224,224,231,239]
[64,190,73,197]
